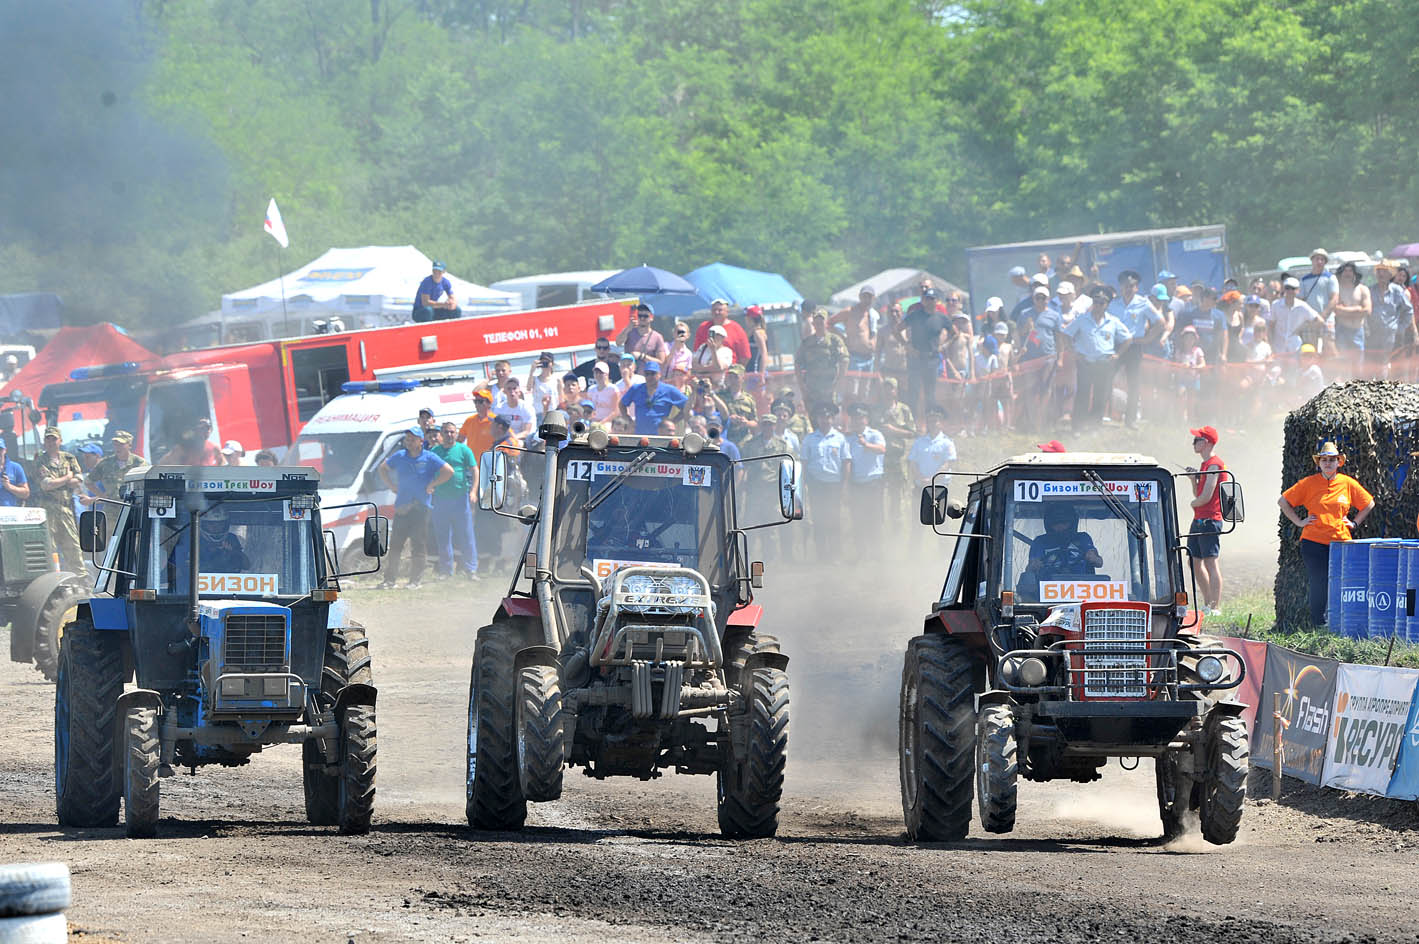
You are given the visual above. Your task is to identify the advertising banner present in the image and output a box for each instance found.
[1386,692,1419,800]
[1219,636,1268,735]
[1321,665,1419,795]
[1251,646,1338,785]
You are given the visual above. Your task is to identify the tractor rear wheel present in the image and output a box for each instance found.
[717,664,790,839]
[304,624,373,827]
[900,634,977,842]
[1199,713,1248,845]
[122,705,160,838]
[337,705,376,834]
[466,622,526,830]
[975,705,1017,834]
[516,665,564,803]
[55,619,124,828]
[32,582,84,683]
[1155,751,1193,841]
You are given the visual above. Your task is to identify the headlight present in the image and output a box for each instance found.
[1195,655,1225,684]
[618,572,704,608]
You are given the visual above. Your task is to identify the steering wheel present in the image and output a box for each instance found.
[1041,544,1085,572]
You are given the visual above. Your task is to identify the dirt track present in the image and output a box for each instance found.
[4,551,1419,943]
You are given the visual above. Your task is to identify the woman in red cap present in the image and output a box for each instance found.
[1278,441,1374,625]
[1186,426,1227,614]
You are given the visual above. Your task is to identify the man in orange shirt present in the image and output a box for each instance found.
[457,389,496,458]
[1278,441,1375,625]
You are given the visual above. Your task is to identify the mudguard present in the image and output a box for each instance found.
[514,645,558,674]
[334,682,378,714]
[10,572,83,665]
[498,597,541,621]
[742,650,790,675]
[726,604,763,629]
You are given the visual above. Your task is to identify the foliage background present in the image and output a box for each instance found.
[1,0,1415,328]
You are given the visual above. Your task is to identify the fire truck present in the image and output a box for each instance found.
[35,300,631,459]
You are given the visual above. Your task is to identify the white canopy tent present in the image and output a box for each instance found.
[196,246,521,343]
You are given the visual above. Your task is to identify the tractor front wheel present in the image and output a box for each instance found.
[122,705,160,839]
[336,705,376,835]
[466,622,526,830]
[1199,713,1248,845]
[976,705,1018,834]
[304,624,373,827]
[900,634,977,842]
[717,664,790,839]
[1155,750,1193,841]
[516,665,564,803]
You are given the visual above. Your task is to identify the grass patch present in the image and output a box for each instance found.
[1209,588,1419,669]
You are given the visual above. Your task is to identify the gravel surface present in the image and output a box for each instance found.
[3,533,1418,941]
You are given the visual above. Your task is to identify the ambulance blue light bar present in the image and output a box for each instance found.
[340,379,421,394]
[69,361,140,380]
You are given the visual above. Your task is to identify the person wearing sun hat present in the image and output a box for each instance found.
[1279,441,1375,625]
[1299,248,1337,315]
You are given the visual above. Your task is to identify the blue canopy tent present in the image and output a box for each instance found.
[649,263,804,319]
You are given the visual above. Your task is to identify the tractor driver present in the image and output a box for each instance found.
[1024,502,1102,581]
[198,509,251,572]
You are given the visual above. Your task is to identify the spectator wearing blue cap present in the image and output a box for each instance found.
[379,427,452,589]
[413,260,461,323]
[619,359,687,435]
[1008,265,1031,305]
[617,302,668,371]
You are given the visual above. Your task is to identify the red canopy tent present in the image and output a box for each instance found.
[0,323,156,404]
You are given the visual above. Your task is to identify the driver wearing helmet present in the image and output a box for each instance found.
[1024,502,1103,579]
[198,508,250,572]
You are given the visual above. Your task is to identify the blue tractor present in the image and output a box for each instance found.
[54,465,387,838]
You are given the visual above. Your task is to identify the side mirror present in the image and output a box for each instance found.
[1218,480,1245,523]
[362,515,389,557]
[79,509,108,552]
[778,459,804,521]
[489,450,509,510]
[477,451,494,511]
[919,485,949,526]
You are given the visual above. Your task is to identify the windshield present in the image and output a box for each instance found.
[145,497,319,597]
[1003,476,1173,605]
[550,451,733,588]
[289,431,380,489]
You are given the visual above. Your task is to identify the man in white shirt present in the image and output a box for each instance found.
[1269,276,1319,354]
[526,352,559,419]
[494,377,536,438]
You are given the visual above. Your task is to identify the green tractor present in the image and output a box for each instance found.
[1,507,86,682]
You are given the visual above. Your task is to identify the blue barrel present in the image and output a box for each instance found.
[1337,540,1375,639]
[1367,541,1403,640]
[1328,541,1344,629]
[1404,543,1419,644]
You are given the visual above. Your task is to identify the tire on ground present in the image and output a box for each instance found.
[976,704,1017,834]
[0,863,70,918]
[337,704,377,835]
[1155,751,1192,841]
[717,663,789,839]
[1199,713,1248,845]
[516,665,564,803]
[55,618,124,828]
[32,582,84,683]
[304,623,372,827]
[123,705,160,838]
[899,633,977,842]
[466,622,527,830]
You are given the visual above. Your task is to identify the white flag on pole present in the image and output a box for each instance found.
[263,198,289,249]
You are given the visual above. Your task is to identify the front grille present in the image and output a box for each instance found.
[1082,606,1149,698]
[222,614,288,672]
[22,540,49,572]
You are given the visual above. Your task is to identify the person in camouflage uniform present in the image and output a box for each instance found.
[875,377,916,528]
[741,411,796,561]
[719,365,760,446]
[35,426,86,574]
[795,308,848,413]
[773,387,811,445]
[87,430,147,501]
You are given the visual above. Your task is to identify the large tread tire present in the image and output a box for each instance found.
[337,705,377,835]
[304,624,372,827]
[0,863,71,918]
[54,619,123,828]
[32,583,84,684]
[516,665,564,803]
[1155,751,1192,841]
[1199,713,1248,845]
[717,666,789,839]
[122,706,160,839]
[976,704,1018,834]
[466,622,526,830]
[723,631,781,689]
[899,634,977,842]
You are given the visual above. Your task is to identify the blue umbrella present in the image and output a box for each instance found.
[590,264,698,296]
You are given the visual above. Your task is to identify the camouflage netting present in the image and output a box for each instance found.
[1276,381,1419,628]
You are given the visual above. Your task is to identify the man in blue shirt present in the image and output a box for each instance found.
[801,404,848,557]
[1060,285,1132,429]
[412,260,461,323]
[1108,270,1163,428]
[845,403,886,555]
[908,408,957,487]
[619,360,687,435]
[378,427,452,588]
[0,442,29,507]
